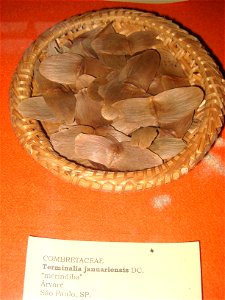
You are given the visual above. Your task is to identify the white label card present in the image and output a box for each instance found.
[23,237,202,300]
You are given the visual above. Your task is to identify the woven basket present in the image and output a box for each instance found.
[10,8,225,192]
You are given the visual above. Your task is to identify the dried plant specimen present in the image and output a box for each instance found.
[50,125,94,162]
[39,53,84,84]
[75,89,110,127]
[18,96,56,121]
[17,22,206,172]
[74,134,162,171]
[149,137,186,160]
[131,127,158,149]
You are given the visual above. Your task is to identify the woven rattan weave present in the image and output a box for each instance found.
[10,8,225,191]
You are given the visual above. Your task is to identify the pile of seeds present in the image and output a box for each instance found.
[18,23,204,171]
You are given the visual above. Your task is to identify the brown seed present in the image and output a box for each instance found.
[153,86,204,123]
[75,89,110,127]
[131,127,158,149]
[84,57,112,78]
[95,126,131,142]
[109,142,163,171]
[159,112,194,138]
[74,134,162,171]
[100,79,148,105]
[75,74,95,91]
[74,133,118,167]
[17,96,56,121]
[119,49,160,91]
[98,53,127,70]
[43,87,76,124]
[156,48,186,77]
[91,32,131,55]
[148,74,190,95]
[112,97,158,127]
[128,30,160,55]
[39,53,84,84]
[87,77,108,102]
[149,137,186,160]
[50,126,94,166]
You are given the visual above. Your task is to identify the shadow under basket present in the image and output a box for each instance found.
[10,8,225,192]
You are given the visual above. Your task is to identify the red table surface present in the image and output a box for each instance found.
[0,0,225,299]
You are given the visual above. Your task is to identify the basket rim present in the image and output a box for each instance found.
[10,8,225,191]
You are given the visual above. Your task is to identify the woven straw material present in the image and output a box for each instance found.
[10,8,225,192]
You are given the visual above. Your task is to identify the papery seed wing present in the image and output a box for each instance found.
[131,127,158,148]
[95,126,131,142]
[75,74,95,91]
[39,53,84,84]
[150,137,186,160]
[110,142,162,171]
[32,60,60,95]
[101,79,148,104]
[157,48,186,77]
[17,96,56,121]
[74,133,117,167]
[128,30,160,55]
[119,49,160,91]
[153,86,204,123]
[75,89,110,127]
[87,77,108,102]
[50,125,94,161]
[148,75,190,95]
[112,119,141,135]
[43,88,76,124]
[159,112,194,138]
[91,33,130,55]
[98,53,127,70]
[112,97,158,127]
[84,57,111,78]
[47,39,62,56]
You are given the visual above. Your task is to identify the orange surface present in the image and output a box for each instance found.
[0,0,225,299]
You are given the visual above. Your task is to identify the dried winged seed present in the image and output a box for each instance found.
[118,49,160,91]
[47,39,62,56]
[112,119,142,135]
[91,33,131,55]
[32,60,60,95]
[128,30,160,55]
[50,125,94,161]
[149,137,186,160]
[75,89,110,127]
[148,74,190,95]
[98,53,127,70]
[95,126,131,142]
[74,133,117,167]
[112,97,158,127]
[95,22,116,37]
[75,74,95,90]
[109,142,163,171]
[106,69,120,81]
[70,27,102,57]
[153,86,204,123]
[41,121,63,136]
[43,88,76,124]
[100,79,148,105]
[101,105,120,121]
[74,134,162,171]
[131,127,158,149]
[87,77,108,102]
[159,112,194,138]
[39,53,84,84]
[84,57,111,78]
[17,96,56,121]
[156,48,186,77]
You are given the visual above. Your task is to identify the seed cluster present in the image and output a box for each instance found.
[18,22,204,171]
